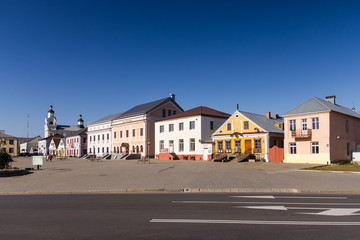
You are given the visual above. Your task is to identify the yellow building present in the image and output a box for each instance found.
[212,110,284,162]
[0,130,19,157]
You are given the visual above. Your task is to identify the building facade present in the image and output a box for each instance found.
[87,113,123,157]
[155,106,230,161]
[66,128,87,157]
[111,94,183,158]
[0,130,18,157]
[212,109,284,162]
[283,96,360,164]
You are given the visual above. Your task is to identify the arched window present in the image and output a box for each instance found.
[132,146,135,153]
[140,145,143,153]
[136,145,139,153]
[114,147,116,153]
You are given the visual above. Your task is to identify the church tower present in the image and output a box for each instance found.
[44,105,57,137]
[77,114,84,128]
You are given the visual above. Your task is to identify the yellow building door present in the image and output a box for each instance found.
[245,140,252,154]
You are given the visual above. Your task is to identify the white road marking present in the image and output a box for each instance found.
[150,219,360,226]
[238,206,360,216]
[172,201,360,206]
[230,195,347,200]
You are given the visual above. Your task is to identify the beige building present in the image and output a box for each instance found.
[283,96,360,164]
[111,94,183,159]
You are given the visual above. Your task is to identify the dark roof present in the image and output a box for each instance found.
[283,97,360,119]
[156,106,230,122]
[88,112,123,125]
[66,128,88,137]
[239,111,284,133]
[115,97,183,120]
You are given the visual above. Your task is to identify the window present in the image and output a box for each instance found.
[210,121,214,130]
[179,122,184,131]
[9,140,14,145]
[179,139,184,152]
[173,110,177,115]
[225,140,232,153]
[89,148,92,153]
[160,125,164,133]
[302,119,307,131]
[120,131,122,138]
[98,147,100,153]
[9,148,14,153]
[168,110,172,116]
[114,132,117,139]
[126,130,129,138]
[217,140,223,153]
[312,118,319,130]
[133,129,136,137]
[235,140,241,153]
[289,120,296,131]
[290,143,296,154]
[311,142,319,154]
[190,121,195,130]
[102,134,104,140]
[140,128,143,136]
[102,147,104,153]
[169,124,174,132]
[107,134,109,140]
[227,123,231,131]
[162,109,166,117]
[190,138,195,151]
[94,136,96,141]
[83,138,86,143]
[159,140,164,151]
[244,121,249,130]
[98,135,100,141]
[254,138,262,153]
[347,142,350,156]
[90,136,92,142]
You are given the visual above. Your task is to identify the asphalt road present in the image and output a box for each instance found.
[1,193,360,240]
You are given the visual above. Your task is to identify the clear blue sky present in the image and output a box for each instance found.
[1,0,360,137]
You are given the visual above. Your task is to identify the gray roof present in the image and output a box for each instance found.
[0,132,16,139]
[88,112,123,125]
[66,127,88,137]
[56,125,83,131]
[283,97,360,119]
[240,111,284,134]
[114,97,183,120]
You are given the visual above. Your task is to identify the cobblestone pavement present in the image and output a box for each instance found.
[1,157,360,194]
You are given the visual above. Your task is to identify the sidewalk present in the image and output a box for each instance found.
[1,157,360,194]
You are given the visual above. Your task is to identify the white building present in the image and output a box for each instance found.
[87,112,123,157]
[44,105,85,138]
[155,106,230,161]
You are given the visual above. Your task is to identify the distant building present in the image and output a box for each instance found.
[66,128,88,157]
[87,113,123,157]
[44,105,85,138]
[20,136,42,154]
[111,94,183,158]
[0,130,18,157]
[155,106,230,161]
[283,96,360,164]
[38,134,63,156]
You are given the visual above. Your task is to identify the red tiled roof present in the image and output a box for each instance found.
[156,106,230,122]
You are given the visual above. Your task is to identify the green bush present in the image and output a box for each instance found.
[0,152,13,169]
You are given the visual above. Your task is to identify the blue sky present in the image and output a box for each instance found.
[1,0,360,137]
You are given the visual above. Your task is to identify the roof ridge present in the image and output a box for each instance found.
[313,97,331,111]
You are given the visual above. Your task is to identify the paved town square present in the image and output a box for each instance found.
[1,157,360,194]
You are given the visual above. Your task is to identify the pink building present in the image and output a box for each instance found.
[66,128,88,157]
[283,96,360,164]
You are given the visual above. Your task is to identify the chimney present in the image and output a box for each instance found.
[352,106,355,112]
[170,93,175,101]
[265,112,271,119]
[273,114,279,119]
[237,104,239,110]
[325,95,336,104]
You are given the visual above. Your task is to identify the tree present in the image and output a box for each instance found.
[0,152,13,169]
